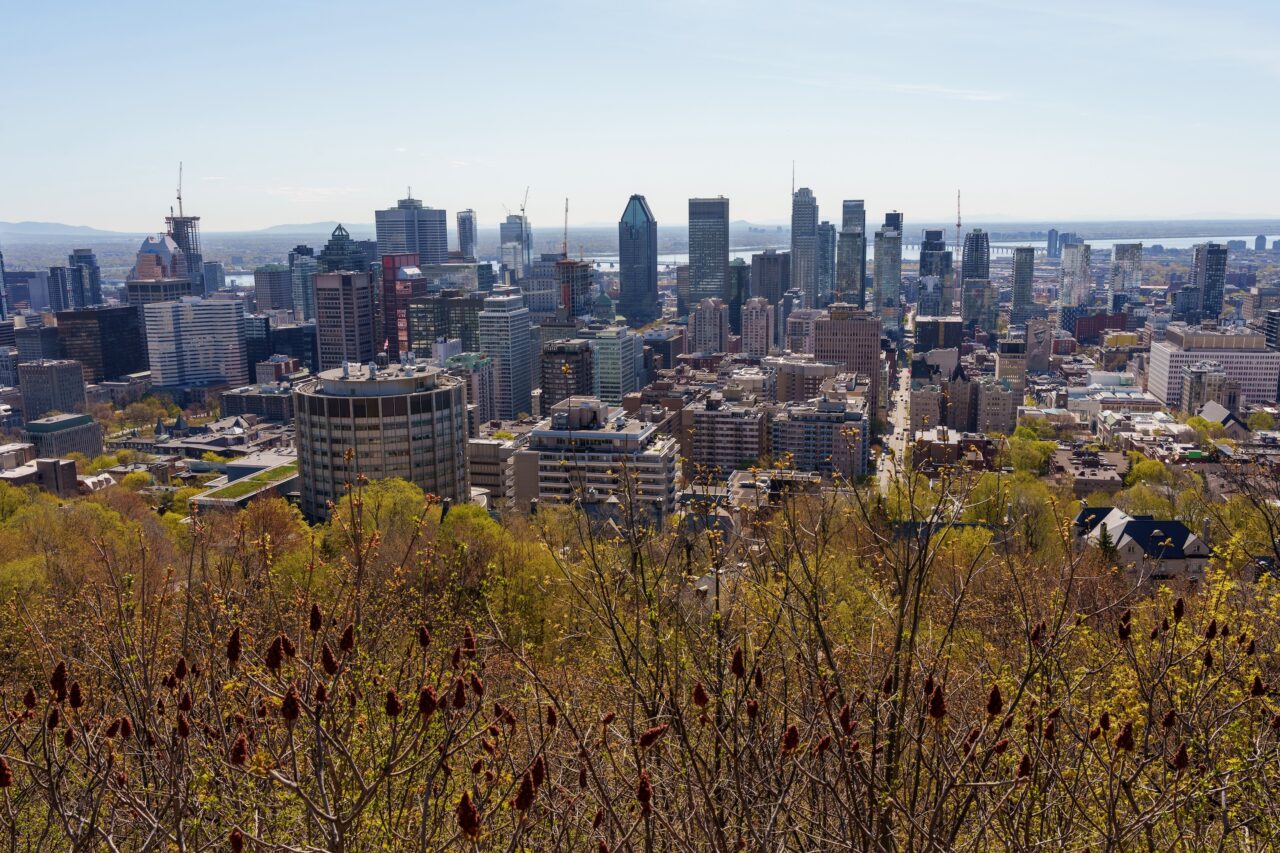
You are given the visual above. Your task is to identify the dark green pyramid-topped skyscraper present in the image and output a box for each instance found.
[617,194,659,327]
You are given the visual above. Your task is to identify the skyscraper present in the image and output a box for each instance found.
[540,339,595,409]
[165,208,205,294]
[56,306,148,383]
[813,304,882,409]
[499,214,532,274]
[0,244,8,320]
[580,325,642,404]
[1059,243,1092,308]
[314,271,377,370]
[790,188,819,307]
[1011,247,1036,325]
[1109,243,1144,300]
[288,246,319,321]
[1047,228,1060,259]
[961,229,990,282]
[479,287,533,419]
[874,215,903,340]
[254,264,294,313]
[726,258,750,334]
[556,258,594,319]
[688,197,729,308]
[375,196,448,264]
[68,249,102,307]
[836,230,866,308]
[919,229,954,315]
[1191,242,1228,322]
[47,267,80,313]
[748,250,787,303]
[144,297,248,388]
[837,200,867,308]
[457,209,478,261]
[381,253,428,358]
[817,221,836,308]
[617,194,660,328]
[318,224,374,274]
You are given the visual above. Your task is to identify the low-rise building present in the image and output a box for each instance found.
[1074,506,1210,581]
[23,413,103,458]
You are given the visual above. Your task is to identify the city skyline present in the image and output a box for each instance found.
[2,0,1278,232]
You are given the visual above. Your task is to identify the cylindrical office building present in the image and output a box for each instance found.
[294,359,469,520]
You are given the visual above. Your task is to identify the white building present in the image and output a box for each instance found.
[688,298,730,354]
[1147,323,1280,409]
[1108,243,1143,299]
[1060,243,1092,307]
[479,287,533,419]
[513,397,678,518]
[740,297,775,358]
[145,297,247,388]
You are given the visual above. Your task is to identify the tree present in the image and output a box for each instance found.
[1248,411,1275,431]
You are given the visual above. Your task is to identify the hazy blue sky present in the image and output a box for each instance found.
[1,0,1276,232]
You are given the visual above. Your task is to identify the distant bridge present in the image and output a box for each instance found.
[902,243,1046,257]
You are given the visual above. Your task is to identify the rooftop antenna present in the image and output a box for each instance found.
[791,160,795,196]
[563,198,569,257]
[407,185,412,200]
[955,189,962,253]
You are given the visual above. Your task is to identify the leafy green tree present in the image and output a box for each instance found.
[1248,411,1275,431]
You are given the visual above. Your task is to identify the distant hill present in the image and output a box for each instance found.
[243,222,375,236]
[0,221,131,237]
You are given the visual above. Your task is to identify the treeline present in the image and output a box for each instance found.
[2,465,1280,849]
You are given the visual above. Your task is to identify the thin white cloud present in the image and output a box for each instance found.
[201,176,226,181]
[884,82,1008,102]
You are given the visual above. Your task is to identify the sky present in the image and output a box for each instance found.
[1,0,1278,232]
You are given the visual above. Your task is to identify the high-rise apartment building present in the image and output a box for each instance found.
[1011,246,1036,324]
[144,297,248,389]
[294,361,469,520]
[254,264,293,314]
[1107,243,1144,303]
[479,287,533,419]
[375,196,448,264]
[961,229,991,282]
[1059,243,1092,307]
[540,339,594,409]
[874,216,903,340]
[751,249,791,348]
[55,306,147,383]
[688,197,729,308]
[790,188,819,307]
[1190,242,1228,322]
[456,209,477,261]
[444,352,497,426]
[740,297,775,358]
[688,297,730,354]
[314,271,377,370]
[17,360,87,420]
[771,393,869,480]
[617,194,660,327]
